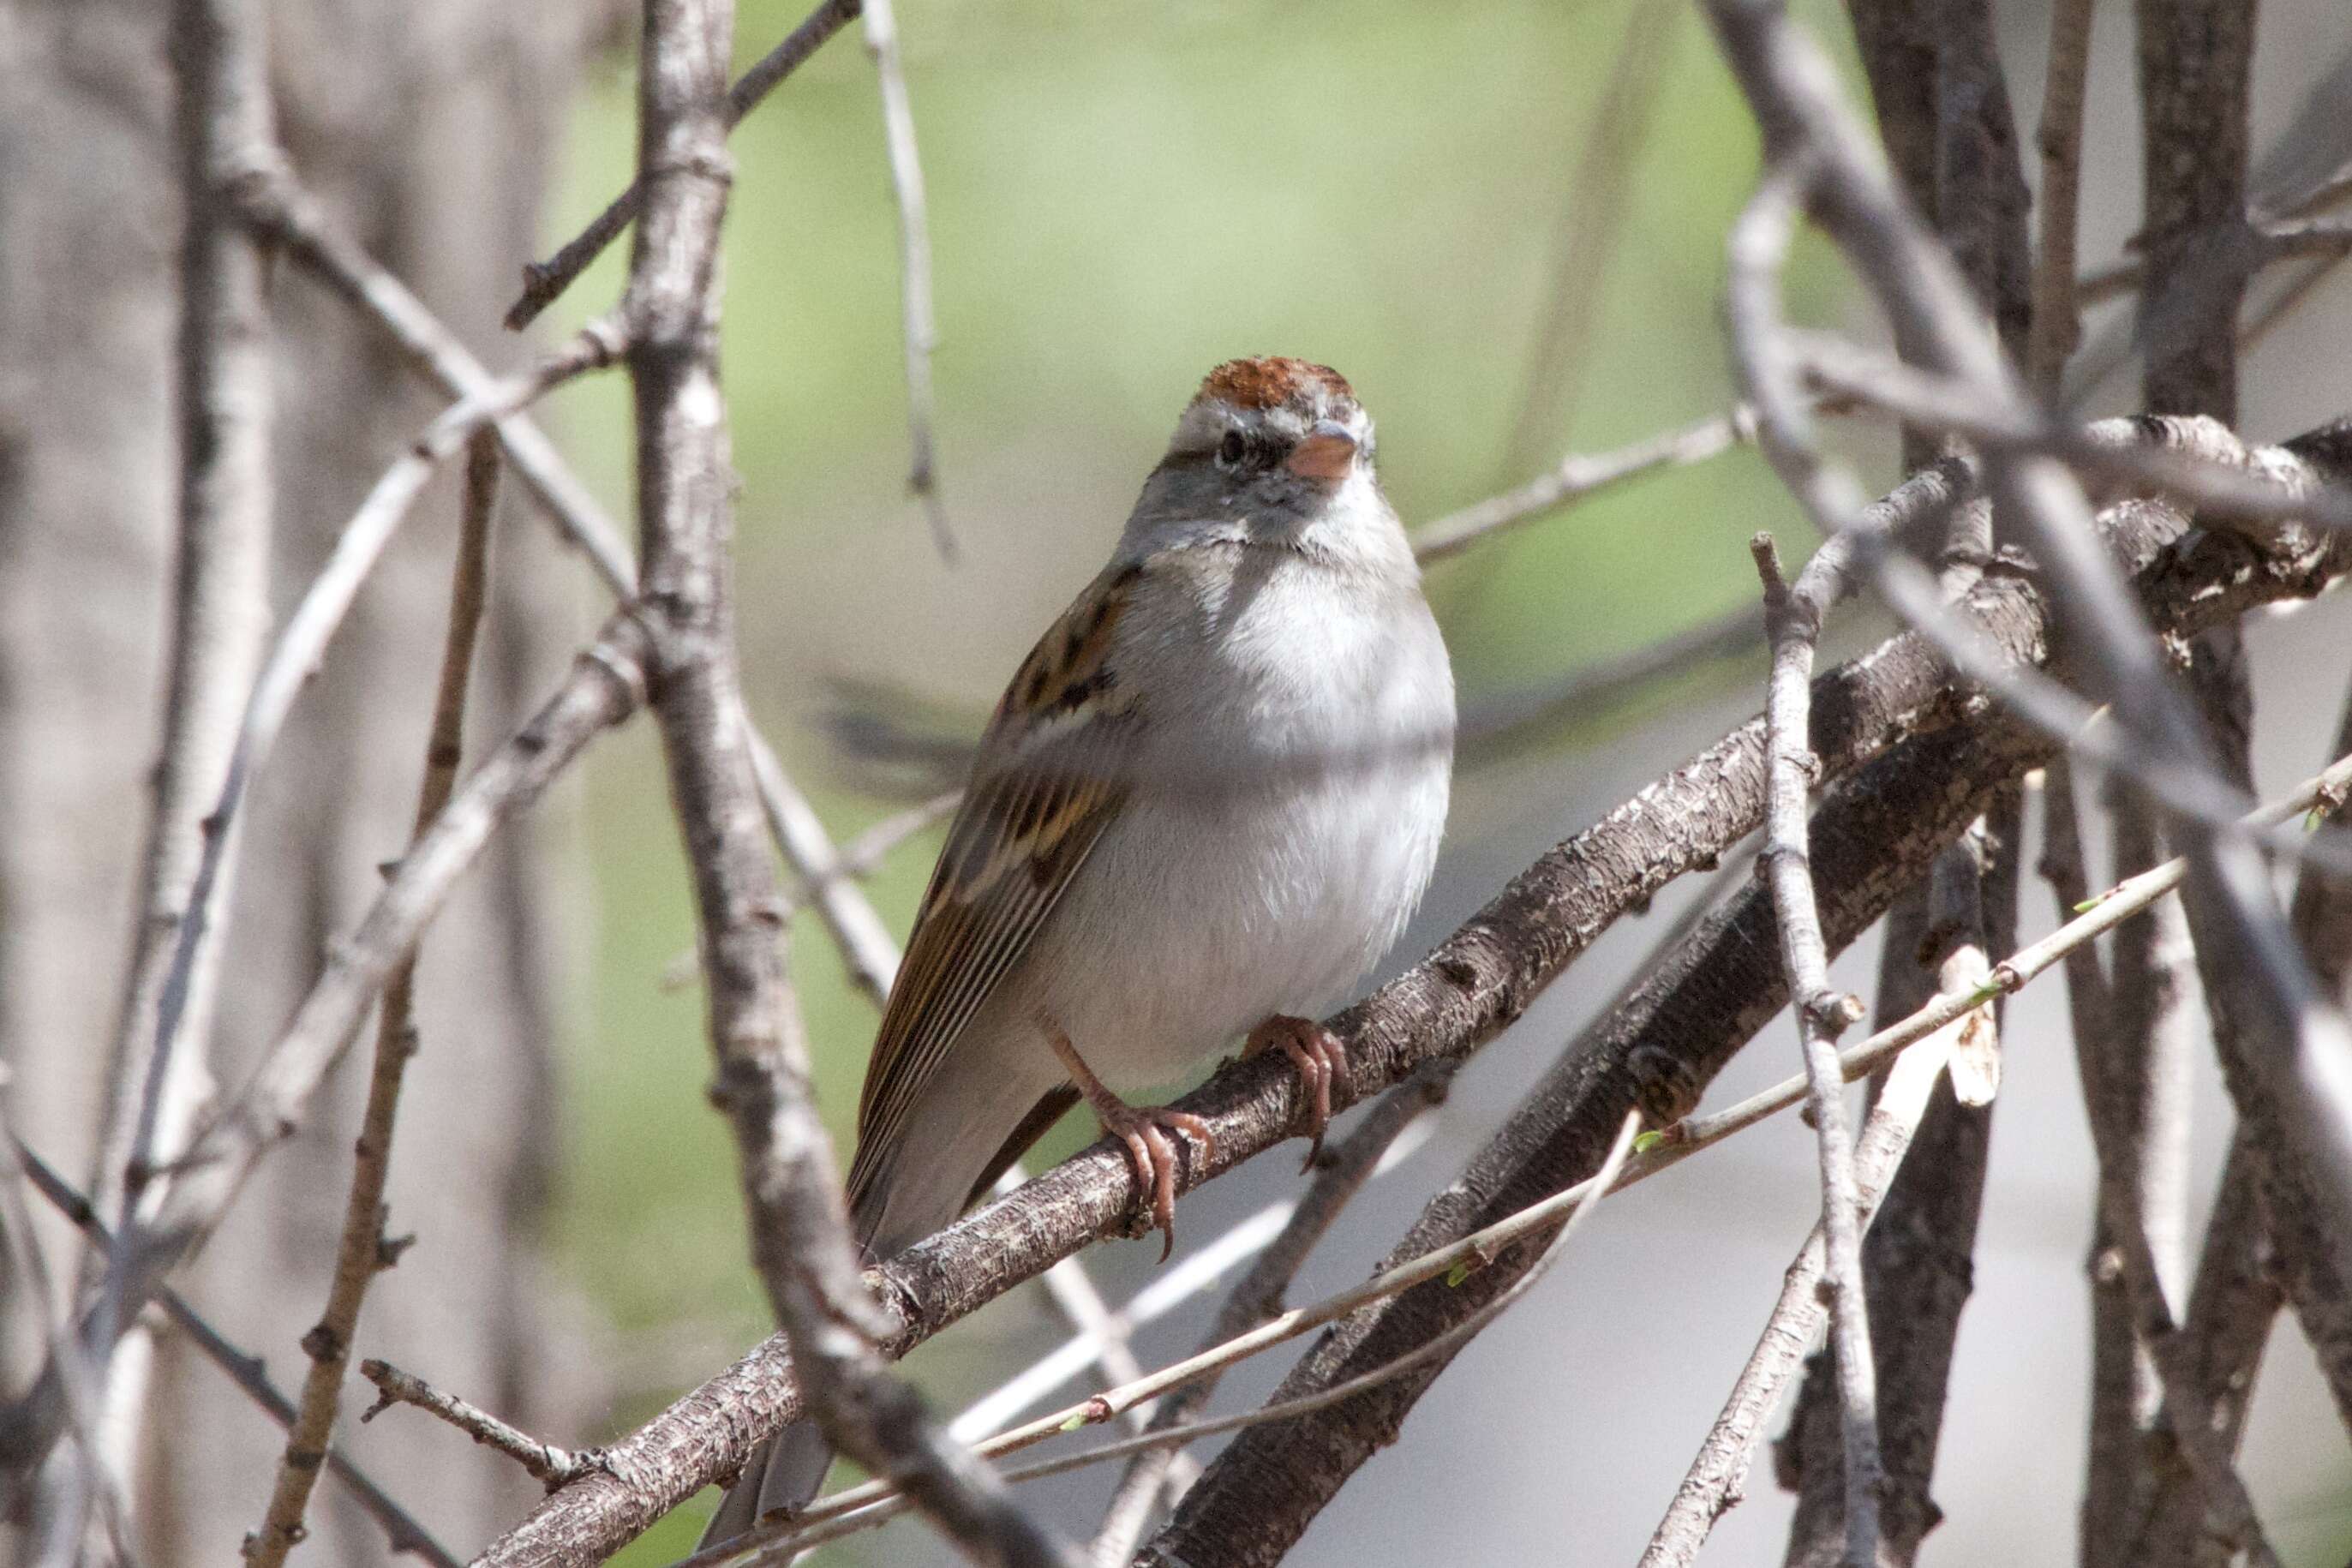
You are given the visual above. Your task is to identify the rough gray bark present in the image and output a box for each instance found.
[0,3,600,1560]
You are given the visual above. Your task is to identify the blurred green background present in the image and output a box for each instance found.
[535,0,1837,1556]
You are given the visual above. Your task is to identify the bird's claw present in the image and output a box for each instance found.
[1099,1103,1214,1261]
[1246,1014,1350,1170]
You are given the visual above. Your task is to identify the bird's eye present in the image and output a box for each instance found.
[1217,430,1248,467]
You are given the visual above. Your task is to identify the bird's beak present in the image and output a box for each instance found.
[1286,421,1359,482]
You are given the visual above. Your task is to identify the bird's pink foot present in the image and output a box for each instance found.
[1043,1018,1212,1260]
[1094,1099,1214,1261]
[1246,1014,1350,1170]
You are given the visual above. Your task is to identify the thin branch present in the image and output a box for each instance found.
[1727,147,1884,1568]
[1798,345,2352,538]
[1495,0,1680,480]
[1639,968,1965,1568]
[504,0,864,332]
[73,0,278,1524]
[2026,0,2097,397]
[1751,530,1882,1568]
[2074,216,2352,308]
[234,158,635,593]
[624,0,1069,1559]
[856,0,953,559]
[745,732,902,1008]
[356,1359,595,1492]
[1412,407,1757,564]
[14,1146,459,1568]
[0,1089,135,1566]
[243,437,502,1565]
[829,791,961,884]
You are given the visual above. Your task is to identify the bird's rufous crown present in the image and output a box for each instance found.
[1194,356,1355,413]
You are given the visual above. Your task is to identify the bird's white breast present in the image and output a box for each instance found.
[1022,545,1455,1091]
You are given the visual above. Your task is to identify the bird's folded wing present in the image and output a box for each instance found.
[847,564,1145,1212]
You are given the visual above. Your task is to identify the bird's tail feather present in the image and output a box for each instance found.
[695,1102,1026,1556]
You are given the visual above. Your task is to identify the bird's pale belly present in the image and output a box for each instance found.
[1018,753,1447,1092]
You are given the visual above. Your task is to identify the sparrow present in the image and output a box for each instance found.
[703,356,1455,1547]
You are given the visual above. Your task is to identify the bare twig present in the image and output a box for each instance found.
[15,1146,459,1568]
[2074,216,2352,308]
[235,159,636,593]
[1,1089,134,1565]
[1729,153,1881,1567]
[1413,406,1759,564]
[356,1359,594,1492]
[243,437,502,1565]
[1639,975,1963,1568]
[2026,0,2096,397]
[1751,530,1882,1568]
[623,0,1068,1559]
[73,0,277,1526]
[856,0,953,559]
[745,732,902,1008]
[504,0,864,331]
[830,791,961,884]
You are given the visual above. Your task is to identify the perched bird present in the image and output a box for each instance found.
[703,356,1456,1547]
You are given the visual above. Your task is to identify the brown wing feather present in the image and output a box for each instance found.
[845,565,1144,1214]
